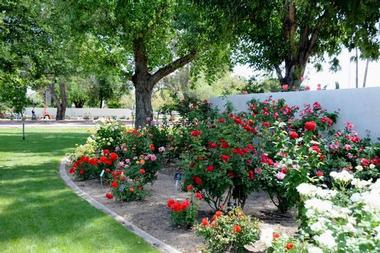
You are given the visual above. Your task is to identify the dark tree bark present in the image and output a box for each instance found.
[131,37,196,128]
[276,2,327,90]
[55,81,67,120]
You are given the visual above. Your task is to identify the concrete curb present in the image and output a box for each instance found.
[59,159,182,253]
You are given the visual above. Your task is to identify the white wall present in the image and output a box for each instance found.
[210,87,380,140]
[25,107,133,119]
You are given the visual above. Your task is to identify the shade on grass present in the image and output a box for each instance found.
[0,127,158,253]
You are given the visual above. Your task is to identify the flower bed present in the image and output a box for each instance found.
[66,97,380,253]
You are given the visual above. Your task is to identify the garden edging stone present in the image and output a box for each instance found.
[59,158,182,253]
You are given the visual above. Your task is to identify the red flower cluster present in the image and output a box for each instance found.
[69,156,98,174]
[289,131,299,139]
[304,121,317,131]
[167,199,190,212]
[320,116,333,126]
[191,130,202,137]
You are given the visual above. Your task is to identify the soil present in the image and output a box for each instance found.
[70,164,297,253]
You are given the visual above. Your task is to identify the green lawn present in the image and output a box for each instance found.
[0,127,158,253]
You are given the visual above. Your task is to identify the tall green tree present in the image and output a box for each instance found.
[0,0,49,114]
[201,0,380,90]
[62,0,234,126]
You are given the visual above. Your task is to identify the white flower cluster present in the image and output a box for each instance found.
[296,177,380,252]
[329,170,354,184]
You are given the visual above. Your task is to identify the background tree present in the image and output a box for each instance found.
[201,0,380,90]
[0,0,49,114]
[62,0,234,127]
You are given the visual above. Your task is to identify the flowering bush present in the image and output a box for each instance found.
[295,173,380,253]
[90,119,126,151]
[68,120,164,201]
[244,97,335,212]
[196,208,259,253]
[181,112,258,211]
[265,171,380,253]
[167,198,197,228]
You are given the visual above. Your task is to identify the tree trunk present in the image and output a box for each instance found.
[56,81,67,120]
[363,59,369,88]
[278,61,306,90]
[134,78,154,128]
[355,48,359,88]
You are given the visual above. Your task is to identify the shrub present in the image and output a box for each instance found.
[90,119,126,151]
[167,198,197,228]
[181,112,258,211]
[196,208,260,253]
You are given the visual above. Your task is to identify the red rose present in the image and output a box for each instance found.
[193,176,203,185]
[218,118,225,123]
[129,187,134,192]
[262,121,271,128]
[247,144,255,151]
[139,168,145,175]
[111,181,118,188]
[304,121,317,131]
[311,144,321,153]
[289,131,299,139]
[316,170,324,177]
[79,169,85,175]
[215,210,223,217]
[105,193,113,199]
[150,144,155,151]
[280,167,287,174]
[167,198,175,208]
[233,225,241,233]
[207,165,215,172]
[220,140,230,149]
[186,184,193,192]
[69,167,76,174]
[321,116,333,126]
[109,152,118,161]
[201,218,209,226]
[282,84,289,91]
[361,158,370,167]
[208,141,218,149]
[273,232,280,240]
[191,130,201,137]
[220,154,230,163]
[103,149,110,155]
[285,242,294,250]
[248,170,254,180]
[195,192,203,200]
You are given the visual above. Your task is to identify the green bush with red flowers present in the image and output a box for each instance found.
[181,111,259,211]
[167,198,197,228]
[68,120,165,202]
[196,208,259,253]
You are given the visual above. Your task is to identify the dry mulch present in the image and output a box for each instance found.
[71,164,297,253]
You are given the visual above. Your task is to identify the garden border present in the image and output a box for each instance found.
[59,158,182,253]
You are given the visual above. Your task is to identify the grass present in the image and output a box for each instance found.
[0,127,158,253]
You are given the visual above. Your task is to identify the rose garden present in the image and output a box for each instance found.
[63,95,380,253]
[1,1,380,253]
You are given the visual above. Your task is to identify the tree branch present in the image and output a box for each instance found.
[274,65,283,81]
[150,50,196,84]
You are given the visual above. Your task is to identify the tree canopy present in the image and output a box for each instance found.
[200,0,380,89]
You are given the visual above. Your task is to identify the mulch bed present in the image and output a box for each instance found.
[71,163,297,253]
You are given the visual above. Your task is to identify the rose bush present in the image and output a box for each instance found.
[181,111,258,211]
[196,208,260,253]
[266,172,380,253]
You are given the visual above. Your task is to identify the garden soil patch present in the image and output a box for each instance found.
[70,164,297,253]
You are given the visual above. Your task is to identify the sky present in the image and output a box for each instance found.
[233,48,380,90]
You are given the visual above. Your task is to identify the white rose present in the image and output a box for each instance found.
[297,183,318,197]
[355,165,363,171]
[370,164,376,169]
[315,230,336,248]
[308,246,323,253]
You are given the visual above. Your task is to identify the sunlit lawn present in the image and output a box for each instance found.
[0,127,158,253]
